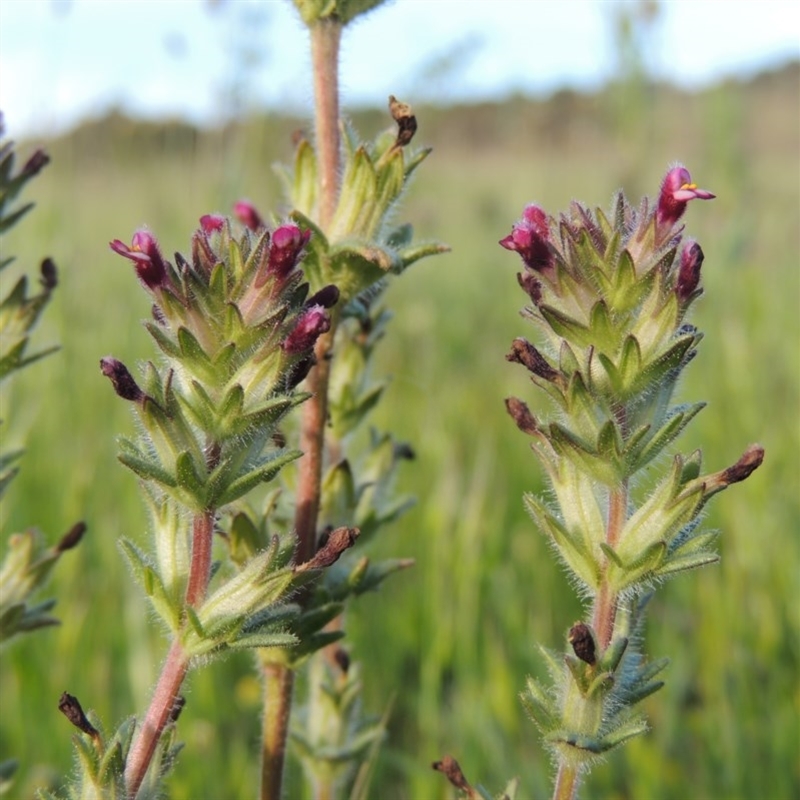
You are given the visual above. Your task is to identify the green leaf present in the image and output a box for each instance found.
[225,630,297,651]
[629,402,706,471]
[540,305,593,348]
[524,493,600,588]
[214,448,302,507]
[175,451,206,504]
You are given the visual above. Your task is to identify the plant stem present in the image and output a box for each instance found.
[259,16,344,800]
[259,660,295,800]
[124,509,215,799]
[553,763,579,800]
[593,482,628,650]
[310,18,342,230]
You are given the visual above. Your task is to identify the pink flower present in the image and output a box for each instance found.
[676,240,705,302]
[109,229,168,289]
[233,199,265,232]
[282,305,330,355]
[199,214,226,234]
[656,166,715,230]
[500,204,553,272]
[268,224,311,279]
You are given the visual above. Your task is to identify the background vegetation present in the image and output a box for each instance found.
[1,61,798,799]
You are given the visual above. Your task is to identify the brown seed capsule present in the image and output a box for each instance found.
[58,692,99,738]
[568,622,597,665]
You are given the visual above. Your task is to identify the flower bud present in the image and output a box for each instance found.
[306,284,340,309]
[517,271,542,304]
[199,213,226,234]
[110,229,169,290]
[282,305,330,355]
[233,199,265,232]
[39,257,58,290]
[100,357,145,403]
[55,521,87,553]
[22,148,50,177]
[500,204,553,272]
[268,224,311,279]
[676,240,705,302]
[656,165,715,231]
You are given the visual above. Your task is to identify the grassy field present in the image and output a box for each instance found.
[1,63,798,799]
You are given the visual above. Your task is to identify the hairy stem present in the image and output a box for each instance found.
[310,18,342,230]
[553,762,580,800]
[124,509,215,799]
[259,16,343,800]
[593,482,628,650]
[259,660,295,800]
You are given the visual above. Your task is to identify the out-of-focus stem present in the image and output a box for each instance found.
[553,763,579,800]
[125,508,214,798]
[310,18,342,230]
[260,16,344,800]
[593,482,628,650]
[259,660,295,800]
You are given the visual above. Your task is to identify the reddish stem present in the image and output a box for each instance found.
[259,661,295,800]
[125,509,215,799]
[592,483,628,650]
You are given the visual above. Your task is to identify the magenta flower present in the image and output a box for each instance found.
[676,240,705,302]
[500,204,553,272]
[656,166,715,231]
[199,214,226,234]
[109,229,168,290]
[233,199,265,232]
[282,305,330,355]
[268,224,311,279]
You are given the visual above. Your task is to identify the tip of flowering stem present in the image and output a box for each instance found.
[432,756,472,792]
[58,692,99,739]
[295,527,359,572]
[55,521,87,553]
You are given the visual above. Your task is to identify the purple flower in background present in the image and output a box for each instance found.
[233,199,265,232]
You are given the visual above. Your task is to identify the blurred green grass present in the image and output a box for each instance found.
[1,64,798,800]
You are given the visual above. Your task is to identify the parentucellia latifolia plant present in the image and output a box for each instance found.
[433,166,764,800]
[45,2,446,798]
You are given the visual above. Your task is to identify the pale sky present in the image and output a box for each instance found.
[1,0,798,138]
